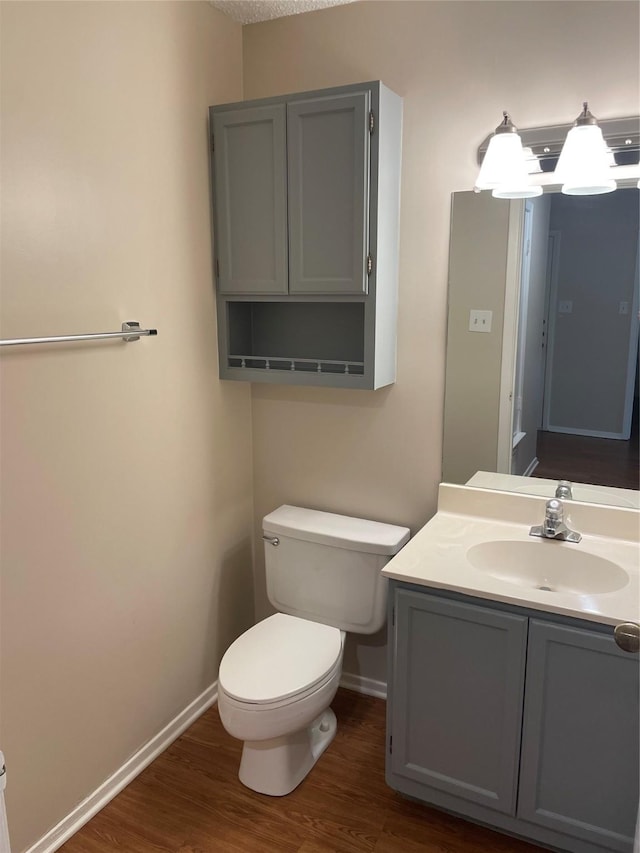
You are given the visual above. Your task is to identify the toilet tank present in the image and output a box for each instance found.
[263,505,410,634]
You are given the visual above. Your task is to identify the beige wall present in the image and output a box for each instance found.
[443,191,511,485]
[243,0,640,681]
[0,3,252,850]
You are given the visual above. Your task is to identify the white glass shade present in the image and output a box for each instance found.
[523,147,542,174]
[492,183,543,199]
[475,132,542,199]
[555,124,616,195]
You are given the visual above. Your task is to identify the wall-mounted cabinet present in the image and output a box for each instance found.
[209,81,402,389]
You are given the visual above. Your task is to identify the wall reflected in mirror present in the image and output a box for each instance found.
[443,187,639,508]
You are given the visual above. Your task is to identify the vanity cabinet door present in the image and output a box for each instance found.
[389,589,528,814]
[518,620,640,852]
[287,92,370,295]
[212,104,288,295]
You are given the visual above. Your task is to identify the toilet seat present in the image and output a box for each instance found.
[219,613,343,706]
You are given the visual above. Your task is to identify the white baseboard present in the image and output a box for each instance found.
[26,682,218,853]
[340,672,387,700]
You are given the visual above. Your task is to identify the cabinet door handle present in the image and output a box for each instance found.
[614,623,640,653]
[262,535,280,546]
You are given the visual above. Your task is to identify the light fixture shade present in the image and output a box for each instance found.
[489,134,543,198]
[555,121,616,195]
[492,183,543,199]
[522,147,542,174]
[475,116,542,199]
[475,132,524,189]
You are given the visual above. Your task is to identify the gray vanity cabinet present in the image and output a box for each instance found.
[208,81,402,389]
[387,583,640,853]
[518,620,639,852]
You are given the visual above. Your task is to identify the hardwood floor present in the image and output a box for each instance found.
[532,409,639,491]
[59,689,545,853]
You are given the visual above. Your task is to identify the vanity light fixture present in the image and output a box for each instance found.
[474,112,543,199]
[555,102,616,195]
[476,108,639,196]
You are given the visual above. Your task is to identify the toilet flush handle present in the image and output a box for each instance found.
[262,535,280,546]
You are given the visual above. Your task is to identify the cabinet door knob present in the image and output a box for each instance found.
[614,623,640,653]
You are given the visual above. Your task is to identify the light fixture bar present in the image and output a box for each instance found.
[478,115,640,166]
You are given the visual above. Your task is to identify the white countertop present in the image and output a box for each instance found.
[382,484,640,626]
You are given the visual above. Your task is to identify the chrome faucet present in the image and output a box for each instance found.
[555,480,573,500]
[530,499,581,543]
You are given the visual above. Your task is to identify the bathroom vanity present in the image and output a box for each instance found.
[383,484,640,853]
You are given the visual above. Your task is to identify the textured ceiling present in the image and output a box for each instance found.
[209,0,356,25]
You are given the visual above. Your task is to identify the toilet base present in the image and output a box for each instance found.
[238,708,337,796]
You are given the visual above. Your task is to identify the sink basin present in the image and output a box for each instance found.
[467,540,629,595]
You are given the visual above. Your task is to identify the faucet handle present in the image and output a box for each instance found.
[556,480,573,499]
[531,498,581,542]
[545,499,564,521]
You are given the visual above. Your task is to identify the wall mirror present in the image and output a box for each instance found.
[442,186,639,508]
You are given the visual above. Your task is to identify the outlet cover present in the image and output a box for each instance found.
[469,309,493,333]
[558,300,573,314]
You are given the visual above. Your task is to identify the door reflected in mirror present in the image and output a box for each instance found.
[443,187,639,507]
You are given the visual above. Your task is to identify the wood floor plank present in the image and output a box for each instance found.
[60,689,547,853]
[533,423,639,490]
[377,806,541,853]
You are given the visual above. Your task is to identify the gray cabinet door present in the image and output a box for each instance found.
[212,105,288,294]
[287,92,370,294]
[518,620,639,852]
[390,589,528,814]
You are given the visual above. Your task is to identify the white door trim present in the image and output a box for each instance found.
[497,200,525,474]
[621,234,640,439]
[542,230,561,431]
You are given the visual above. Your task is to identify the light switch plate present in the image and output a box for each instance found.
[469,310,493,333]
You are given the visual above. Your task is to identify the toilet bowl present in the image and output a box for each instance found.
[218,612,345,796]
[217,505,410,796]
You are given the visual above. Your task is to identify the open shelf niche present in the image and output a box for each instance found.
[226,301,366,380]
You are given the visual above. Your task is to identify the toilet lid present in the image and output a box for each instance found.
[219,613,343,705]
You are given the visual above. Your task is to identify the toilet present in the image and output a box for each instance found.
[217,504,410,796]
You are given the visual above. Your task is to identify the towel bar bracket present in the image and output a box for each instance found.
[122,321,142,342]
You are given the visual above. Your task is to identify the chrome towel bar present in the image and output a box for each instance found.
[0,321,157,348]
